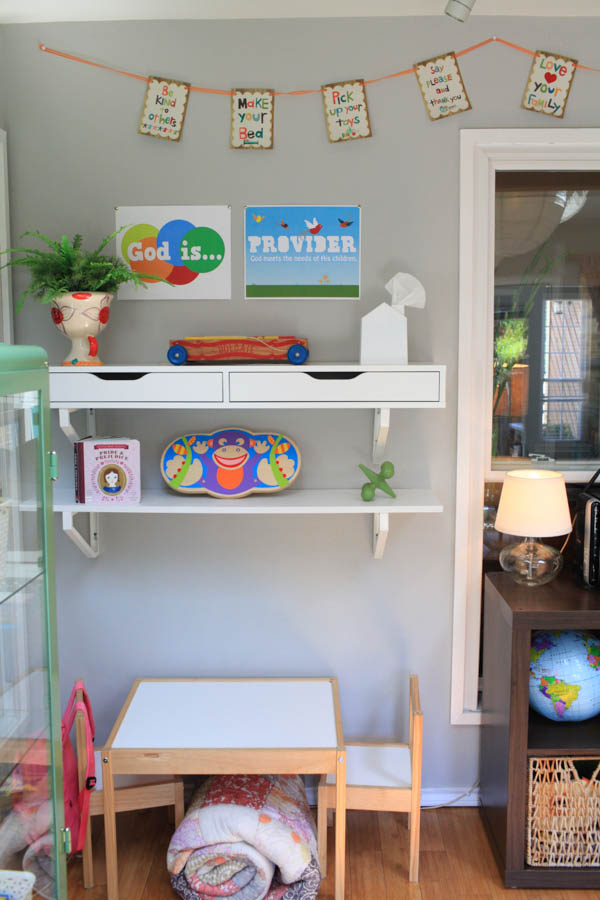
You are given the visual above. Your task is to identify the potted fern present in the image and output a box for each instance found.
[1,229,156,366]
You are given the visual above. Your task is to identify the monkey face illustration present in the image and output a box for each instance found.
[212,434,250,471]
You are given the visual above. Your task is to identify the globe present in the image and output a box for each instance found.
[529,630,600,722]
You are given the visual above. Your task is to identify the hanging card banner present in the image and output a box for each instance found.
[138,77,190,142]
[245,205,360,299]
[231,89,274,149]
[115,205,231,300]
[522,50,577,119]
[322,80,371,143]
[414,52,471,121]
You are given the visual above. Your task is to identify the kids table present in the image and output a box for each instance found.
[101,677,346,900]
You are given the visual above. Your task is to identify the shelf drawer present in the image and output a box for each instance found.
[228,369,442,405]
[50,371,223,406]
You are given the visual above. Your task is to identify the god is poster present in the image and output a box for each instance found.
[245,205,360,299]
[115,206,231,299]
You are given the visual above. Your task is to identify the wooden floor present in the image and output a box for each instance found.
[66,807,600,900]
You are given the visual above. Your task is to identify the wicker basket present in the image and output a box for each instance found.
[527,756,600,867]
[0,870,35,900]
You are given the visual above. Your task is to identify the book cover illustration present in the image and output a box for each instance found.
[75,438,140,504]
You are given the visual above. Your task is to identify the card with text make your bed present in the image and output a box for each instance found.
[161,428,301,498]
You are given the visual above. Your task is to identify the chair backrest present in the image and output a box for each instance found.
[409,674,422,795]
[66,680,95,853]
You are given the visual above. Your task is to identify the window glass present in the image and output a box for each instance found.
[493,173,600,471]
[0,389,59,899]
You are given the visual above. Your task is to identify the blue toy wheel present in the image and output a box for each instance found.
[287,344,309,365]
[167,344,188,366]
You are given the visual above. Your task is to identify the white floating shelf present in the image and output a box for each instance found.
[48,363,446,558]
[47,487,443,559]
[51,487,441,515]
[49,363,446,411]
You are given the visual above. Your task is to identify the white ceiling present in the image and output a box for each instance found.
[0,0,599,23]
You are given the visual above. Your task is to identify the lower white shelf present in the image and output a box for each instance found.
[52,487,440,515]
[48,487,443,560]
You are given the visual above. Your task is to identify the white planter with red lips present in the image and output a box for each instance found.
[50,292,112,366]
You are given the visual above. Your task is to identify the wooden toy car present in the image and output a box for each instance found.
[167,336,309,365]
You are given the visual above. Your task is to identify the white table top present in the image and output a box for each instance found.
[111,679,340,750]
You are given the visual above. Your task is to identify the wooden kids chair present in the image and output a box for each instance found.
[75,685,185,888]
[317,674,423,882]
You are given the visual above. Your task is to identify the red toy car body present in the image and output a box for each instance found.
[167,336,309,365]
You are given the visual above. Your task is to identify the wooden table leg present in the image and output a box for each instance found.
[334,750,346,900]
[316,776,327,878]
[102,751,119,900]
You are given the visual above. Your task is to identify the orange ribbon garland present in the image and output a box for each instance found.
[39,36,600,95]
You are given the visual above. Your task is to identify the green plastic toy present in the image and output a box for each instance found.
[359,461,396,501]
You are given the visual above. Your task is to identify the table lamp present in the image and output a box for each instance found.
[494,470,572,586]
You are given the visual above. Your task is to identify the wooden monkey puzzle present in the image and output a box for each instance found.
[161,428,301,498]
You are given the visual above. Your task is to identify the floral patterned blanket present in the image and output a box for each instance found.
[167,774,321,900]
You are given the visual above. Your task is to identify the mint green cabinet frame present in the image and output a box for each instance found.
[0,343,66,900]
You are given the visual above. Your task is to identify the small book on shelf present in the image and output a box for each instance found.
[74,438,140,504]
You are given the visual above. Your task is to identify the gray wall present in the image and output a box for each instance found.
[2,16,599,792]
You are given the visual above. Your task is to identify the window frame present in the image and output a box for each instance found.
[540,290,588,448]
[451,128,600,725]
[0,130,12,344]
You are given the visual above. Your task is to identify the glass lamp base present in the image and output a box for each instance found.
[499,538,563,587]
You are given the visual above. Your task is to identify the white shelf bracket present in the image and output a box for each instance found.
[373,512,389,560]
[59,408,96,444]
[62,510,100,558]
[372,408,391,462]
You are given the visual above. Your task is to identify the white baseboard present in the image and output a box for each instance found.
[305,784,480,808]
[420,787,480,808]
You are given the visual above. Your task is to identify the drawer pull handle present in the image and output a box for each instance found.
[92,373,148,381]
[306,372,363,381]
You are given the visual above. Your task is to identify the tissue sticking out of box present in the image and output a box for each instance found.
[360,272,426,366]
[385,272,426,314]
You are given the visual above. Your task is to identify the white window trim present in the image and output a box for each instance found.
[0,130,12,344]
[451,128,600,725]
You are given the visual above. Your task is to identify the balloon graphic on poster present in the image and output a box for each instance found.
[116,206,231,299]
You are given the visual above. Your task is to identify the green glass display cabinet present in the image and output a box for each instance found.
[0,344,67,899]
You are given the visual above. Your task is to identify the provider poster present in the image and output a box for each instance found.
[115,205,231,299]
[245,205,360,299]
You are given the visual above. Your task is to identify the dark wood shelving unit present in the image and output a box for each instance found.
[528,709,600,755]
[480,573,600,889]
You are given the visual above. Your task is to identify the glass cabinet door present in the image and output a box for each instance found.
[0,345,65,900]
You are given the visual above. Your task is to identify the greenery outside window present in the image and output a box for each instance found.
[492,172,600,474]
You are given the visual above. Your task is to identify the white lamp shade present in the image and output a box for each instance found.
[495,470,572,538]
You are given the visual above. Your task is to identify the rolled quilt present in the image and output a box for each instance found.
[167,774,321,900]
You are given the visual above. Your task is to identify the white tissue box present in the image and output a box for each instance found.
[360,302,408,365]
